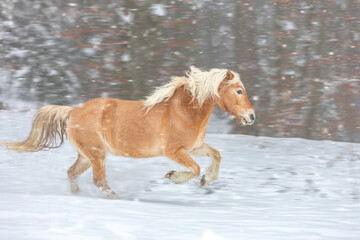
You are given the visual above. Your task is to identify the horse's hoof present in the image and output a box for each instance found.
[107,191,120,199]
[200,175,206,187]
[165,170,175,179]
[70,185,80,194]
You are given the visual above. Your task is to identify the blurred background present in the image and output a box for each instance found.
[0,0,359,142]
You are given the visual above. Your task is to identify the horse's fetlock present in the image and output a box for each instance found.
[70,184,80,194]
[165,170,175,178]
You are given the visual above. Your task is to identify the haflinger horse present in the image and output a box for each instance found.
[3,66,255,198]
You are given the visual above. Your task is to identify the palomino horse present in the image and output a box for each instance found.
[3,66,255,198]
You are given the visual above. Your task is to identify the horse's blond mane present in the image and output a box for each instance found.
[143,66,240,113]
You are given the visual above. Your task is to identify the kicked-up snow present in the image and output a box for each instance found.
[0,109,360,240]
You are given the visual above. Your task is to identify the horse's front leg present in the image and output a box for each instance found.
[190,144,222,186]
[164,147,200,184]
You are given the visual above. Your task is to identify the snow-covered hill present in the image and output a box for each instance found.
[1,109,359,240]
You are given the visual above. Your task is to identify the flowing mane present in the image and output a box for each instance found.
[143,66,241,113]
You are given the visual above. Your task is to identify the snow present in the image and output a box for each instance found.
[0,109,360,240]
[279,20,297,31]
[13,66,31,78]
[82,48,96,56]
[151,4,167,17]
[121,53,131,62]
[115,9,134,24]
[6,48,29,58]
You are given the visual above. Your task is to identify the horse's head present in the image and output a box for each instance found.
[218,70,255,125]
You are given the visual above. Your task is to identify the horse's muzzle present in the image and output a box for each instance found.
[240,111,255,125]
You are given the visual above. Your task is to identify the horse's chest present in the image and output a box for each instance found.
[191,131,206,150]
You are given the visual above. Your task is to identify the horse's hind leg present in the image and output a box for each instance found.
[83,148,119,199]
[164,148,200,183]
[68,131,118,199]
[67,153,91,193]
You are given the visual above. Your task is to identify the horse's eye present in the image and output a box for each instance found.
[236,90,243,95]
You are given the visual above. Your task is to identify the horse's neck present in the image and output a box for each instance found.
[194,100,216,131]
[169,86,216,128]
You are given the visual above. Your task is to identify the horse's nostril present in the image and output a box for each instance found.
[250,114,255,121]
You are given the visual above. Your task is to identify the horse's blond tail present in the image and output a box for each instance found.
[2,105,73,152]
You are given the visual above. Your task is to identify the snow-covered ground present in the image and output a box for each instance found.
[1,109,360,240]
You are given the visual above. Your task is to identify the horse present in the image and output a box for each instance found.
[3,66,255,198]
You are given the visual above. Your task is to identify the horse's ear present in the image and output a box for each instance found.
[225,70,234,80]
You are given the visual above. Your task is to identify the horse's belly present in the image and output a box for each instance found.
[105,137,163,158]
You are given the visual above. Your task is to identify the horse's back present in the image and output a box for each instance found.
[67,98,165,158]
